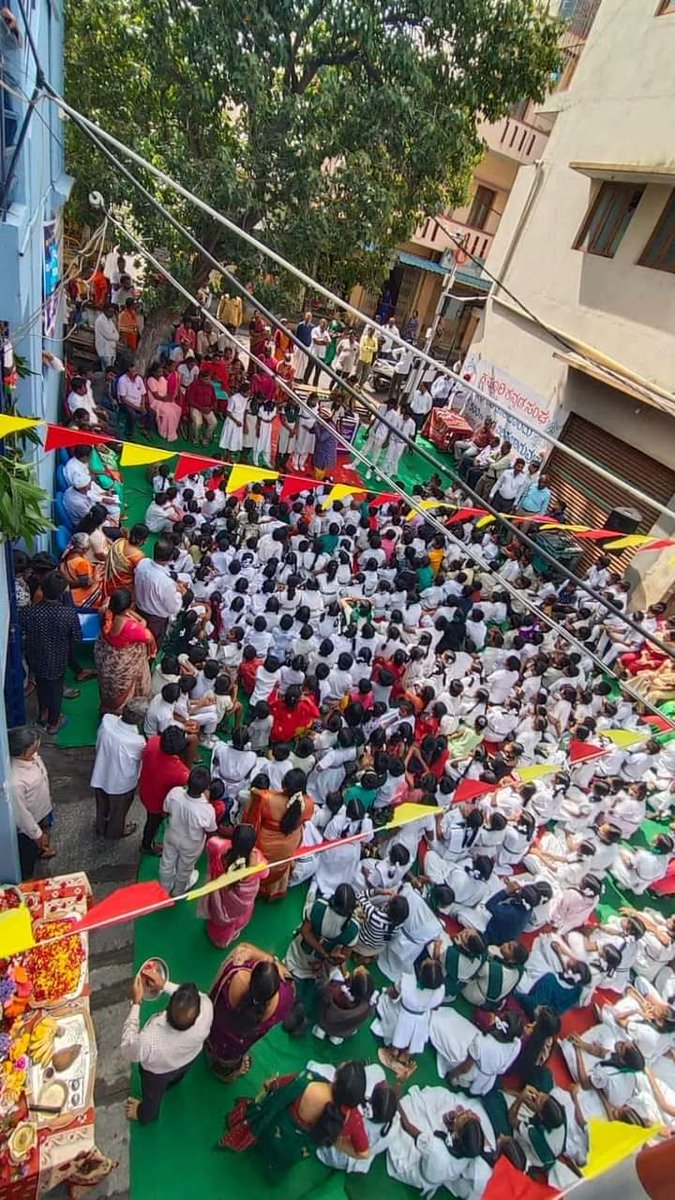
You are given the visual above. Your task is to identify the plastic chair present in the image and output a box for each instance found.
[54,525,70,555]
[55,463,67,491]
[54,493,72,530]
[77,611,101,643]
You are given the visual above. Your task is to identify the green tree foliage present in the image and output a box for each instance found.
[65,0,561,313]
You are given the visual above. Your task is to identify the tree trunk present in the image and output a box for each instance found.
[135,304,181,375]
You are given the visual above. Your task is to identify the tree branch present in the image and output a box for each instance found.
[293,45,362,93]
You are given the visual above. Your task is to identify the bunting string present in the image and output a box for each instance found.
[8,413,671,548]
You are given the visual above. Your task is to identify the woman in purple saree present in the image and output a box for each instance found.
[205,943,296,1081]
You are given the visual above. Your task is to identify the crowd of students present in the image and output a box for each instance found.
[41,442,670,1192]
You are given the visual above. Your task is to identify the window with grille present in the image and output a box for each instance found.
[639,190,675,273]
[466,186,496,231]
[574,182,644,258]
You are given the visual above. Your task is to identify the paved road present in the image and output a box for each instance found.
[40,741,139,1200]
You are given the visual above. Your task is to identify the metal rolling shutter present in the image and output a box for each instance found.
[544,414,675,573]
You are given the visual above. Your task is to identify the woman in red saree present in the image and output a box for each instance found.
[94,588,155,714]
[243,769,314,901]
[197,824,268,948]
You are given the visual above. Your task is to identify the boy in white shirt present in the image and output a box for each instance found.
[159,767,217,895]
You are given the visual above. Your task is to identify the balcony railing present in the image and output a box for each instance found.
[412,215,494,261]
[478,114,549,166]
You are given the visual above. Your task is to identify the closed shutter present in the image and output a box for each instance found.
[544,413,675,573]
[394,268,420,329]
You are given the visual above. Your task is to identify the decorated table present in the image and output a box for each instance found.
[424,406,472,451]
[0,874,113,1200]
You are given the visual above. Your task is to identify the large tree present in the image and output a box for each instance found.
[65,0,561,359]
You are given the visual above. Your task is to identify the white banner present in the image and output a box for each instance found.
[462,351,564,464]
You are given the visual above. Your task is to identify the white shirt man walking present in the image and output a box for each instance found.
[90,703,146,839]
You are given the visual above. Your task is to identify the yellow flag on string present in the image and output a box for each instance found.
[0,905,35,957]
[185,861,268,901]
[120,443,176,467]
[581,1118,661,1180]
[406,499,440,520]
[602,728,647,748]
[603,534,655,550]
[517,763,560,782]
[226,464,279,493]
[325,483,366,504]
[540,522,591,532]
[382,803,439,831]
[476,514,496,528]
[0,414,43,437]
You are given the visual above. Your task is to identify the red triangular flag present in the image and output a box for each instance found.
[279,475,321,502]
[482,1157,560,1200]
[369,492,400,508]
[634,538,675,554]
[445,507,487,525]
[174,451,221,481]
[572,529,620,541]
[640,713,673,732]
[569,738,607,763]
[75,881,174,932]
[452,778,497,804]
[44,423,114,451]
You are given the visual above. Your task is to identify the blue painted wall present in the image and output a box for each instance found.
[0,0,70,880]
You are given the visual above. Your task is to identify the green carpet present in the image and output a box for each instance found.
[131,859,441,1200]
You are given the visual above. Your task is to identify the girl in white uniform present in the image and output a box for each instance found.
[252,398,276,466]
[218,388,247,454]
[429,1006,523,1095]
[373,959,445,1078]
[309,1061,399,1173]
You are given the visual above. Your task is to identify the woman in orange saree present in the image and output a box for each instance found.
[244,769,314,902]
[101,525,149,599]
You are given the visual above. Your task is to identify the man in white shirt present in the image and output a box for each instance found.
[121,962,213,1124]
[90,704,146,839]
[389,344,414,401]
[66,376,104,427]
[63,473,97,526]
[306,318,332,387]
[430,373,453,407]
[117,365,148,436]
[490,458,528,512]
[408,382,433,435]
[134,542,183,647]
[379,317,400,355]
[94,305,119,368]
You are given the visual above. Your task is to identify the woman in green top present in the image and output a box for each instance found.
[446,716,488,763]
[90,441,123,499]
[284,884,359,1019]
[220,1062,368,1173]
[324,312,344,367]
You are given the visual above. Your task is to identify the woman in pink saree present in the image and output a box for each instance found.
[146,362,182,442]
[197,824,268,948]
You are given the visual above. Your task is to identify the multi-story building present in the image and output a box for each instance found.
[351,106,552,360]
[466,0,675,603]
[0,0,70,878]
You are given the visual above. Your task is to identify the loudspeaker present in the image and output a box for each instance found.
[605,506,641,535]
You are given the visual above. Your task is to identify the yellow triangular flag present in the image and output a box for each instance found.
[185,861,268,901]
[517,762,560,782]
[476,514,497,528]
[0,414,43,437]
[581,1118,661,1180]
[602,534,654,550]
[0,905,35,957]
[325,484,366,505]
[406,498,441,520]
[226,464,279,493]
[540,522,591,532]
[603,728,647,748]
[382,803,439,831]
[120,443,176,467]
